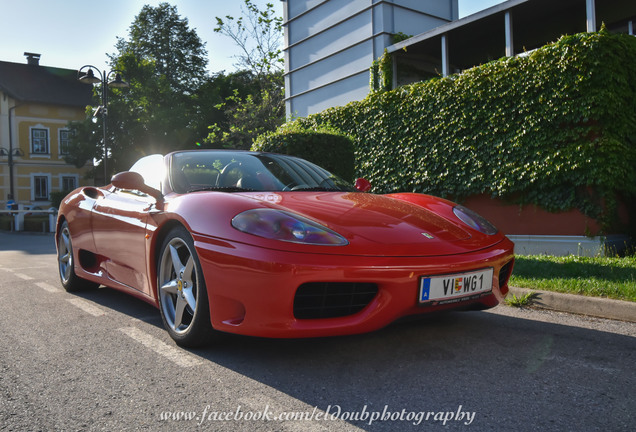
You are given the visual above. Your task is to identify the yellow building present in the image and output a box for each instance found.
[0,53,93,208]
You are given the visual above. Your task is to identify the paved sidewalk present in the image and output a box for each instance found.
[0,231,55,254]
[508,286,636,323]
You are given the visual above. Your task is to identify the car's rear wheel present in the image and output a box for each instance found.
[57,221,99,292]
[157,226,216,347]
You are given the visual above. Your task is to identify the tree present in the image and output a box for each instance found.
[194,70,263,148]
[66,3,211,176]
[114,3,208,94]
[205,78,284,149]
[213,0,284,78]
[207,0,285,149]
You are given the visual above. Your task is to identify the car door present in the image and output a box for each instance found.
[90,188,154,295]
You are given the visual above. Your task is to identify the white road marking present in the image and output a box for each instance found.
[67,298,107,316]
[14,273,33,280]
[8,266,51,271]
[118,326,203,368]
[36,281,62,293]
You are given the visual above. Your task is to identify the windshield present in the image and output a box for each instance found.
[169,151,354,194]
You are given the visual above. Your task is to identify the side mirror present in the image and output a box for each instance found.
[354,178,372,192]
[111,171,163,202]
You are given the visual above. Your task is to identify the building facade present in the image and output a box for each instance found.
[282,0,459,118]
[390,0,636,87]
[283,0,636,118]
[0,53,93,208]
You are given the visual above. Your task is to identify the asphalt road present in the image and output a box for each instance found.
[1,232,634,431]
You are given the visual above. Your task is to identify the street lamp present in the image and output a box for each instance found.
[77,65,129,184]
[0,148,24,200]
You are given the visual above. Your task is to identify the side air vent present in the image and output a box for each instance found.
[499,260,514,289]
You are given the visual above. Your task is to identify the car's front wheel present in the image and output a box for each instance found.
[57,221,99,292]
[157,226,216,347]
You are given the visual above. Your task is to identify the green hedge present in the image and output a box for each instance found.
[23,215,50,233]
[252,123,355,181]
[0,215,11,231]
[283,30,636,231]
[0,215,50,232]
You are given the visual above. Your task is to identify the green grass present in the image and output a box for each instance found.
[510,255,636,302]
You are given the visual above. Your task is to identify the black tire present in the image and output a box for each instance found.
[57,221,99,292]
[157,225,216,347]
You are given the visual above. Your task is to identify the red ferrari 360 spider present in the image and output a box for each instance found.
[56,150,514,347]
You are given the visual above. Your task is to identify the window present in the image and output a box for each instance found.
[34,176,49,200]
[61,176,77,191]
[31,128,49,154]
[59,129,72,155]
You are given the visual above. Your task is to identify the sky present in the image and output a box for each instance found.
[0,0,506,74]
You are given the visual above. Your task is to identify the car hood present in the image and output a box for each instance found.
[235,192,502,257]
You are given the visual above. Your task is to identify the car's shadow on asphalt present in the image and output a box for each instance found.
[72,285,165,329]
[70,283,636,431]
[191,311,635,431]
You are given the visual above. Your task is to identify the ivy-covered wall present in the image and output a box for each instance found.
[285,30,636,231]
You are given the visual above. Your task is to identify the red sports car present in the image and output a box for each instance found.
[56,150,514,347]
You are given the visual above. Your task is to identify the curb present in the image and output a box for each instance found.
[507,286,636,323]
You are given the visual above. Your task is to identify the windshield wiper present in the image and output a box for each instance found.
[186,186,254,193]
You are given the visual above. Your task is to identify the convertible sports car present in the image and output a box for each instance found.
[56,150,514,347]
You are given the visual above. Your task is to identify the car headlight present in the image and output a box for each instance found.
[453,205,498,235]
[232,209,349,246]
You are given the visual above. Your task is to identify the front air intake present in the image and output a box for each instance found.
[293,282,378,319]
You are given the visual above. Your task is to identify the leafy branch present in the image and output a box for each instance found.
[214,0,283,78]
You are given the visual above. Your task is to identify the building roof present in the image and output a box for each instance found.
[389,0,636,76]
[0,59,93,108]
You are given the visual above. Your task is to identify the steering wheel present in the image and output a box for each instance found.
[217,161,242,187]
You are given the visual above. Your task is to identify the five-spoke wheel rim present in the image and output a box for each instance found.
[158,237,198,334]
[58,226,73,284]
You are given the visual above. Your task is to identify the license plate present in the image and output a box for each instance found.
[419,268,493,305]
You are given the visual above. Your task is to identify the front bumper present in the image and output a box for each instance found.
[193,234,514,338]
